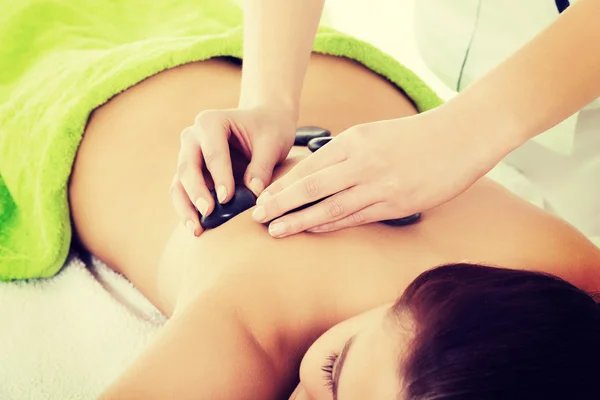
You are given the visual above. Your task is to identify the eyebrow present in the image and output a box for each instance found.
[332,335,356,400]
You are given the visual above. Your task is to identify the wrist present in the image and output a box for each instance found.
[238,95,299,122]
[238,79,300,121]
[433,91,530,163]
[238,60,301,121]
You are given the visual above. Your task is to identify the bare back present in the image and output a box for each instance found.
[70,55,600,318]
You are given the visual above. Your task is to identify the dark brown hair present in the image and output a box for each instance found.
[395,263,600,400]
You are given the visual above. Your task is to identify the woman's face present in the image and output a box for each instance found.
[292,304,412,400]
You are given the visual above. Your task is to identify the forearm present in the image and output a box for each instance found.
[436,0,600,156]
[239,0,325,117]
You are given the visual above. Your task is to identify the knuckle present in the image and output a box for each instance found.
[348,211,365,225]
[180,126,196,143]
[169,183,179,198]
[349,125,369,143]
[176,161,190,178]
[194,110,218,127]
[303,177,320,198]
[176,163,202,192]
[203,147,223,168]
[288,216,305,233]
[325,199,345,219]
[381,178,400,194]
[257,161,273,176]
[269,196,284,214]
[319,222,335,232]
[300,161,314,177]
[250,161,272,178]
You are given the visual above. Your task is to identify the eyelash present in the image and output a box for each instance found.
[321,352,339,392]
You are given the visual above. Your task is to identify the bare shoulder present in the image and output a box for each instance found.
[458,178,600,291]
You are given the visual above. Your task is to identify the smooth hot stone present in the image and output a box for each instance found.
[307,136,333,152]
[382,213,422,227]
[294,126,331,146]
[268,204,422,228]
[200,185,257,230]
[263,197,329,226]
[265,197,422,228]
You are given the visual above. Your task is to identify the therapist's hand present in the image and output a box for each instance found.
[252,113,502,237]
[171,106,296,236]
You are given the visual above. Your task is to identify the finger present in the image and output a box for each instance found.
[177,150,215,218]
[253,160,357,225]
[266,185,377,237]
[258,137,347,203]
[169,177,202,237]
[307,202,391,233]
[244,136,281,197]
[194,112,235,204]
[178,127,215,217]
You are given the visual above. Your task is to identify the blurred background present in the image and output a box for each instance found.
[324,0,456,99]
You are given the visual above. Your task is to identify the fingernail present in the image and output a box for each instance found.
[195,197,208,216]
[308,223,329,233]
[249,178,264,197]
[216,185,227,204]
[269,221,288,237]
[185,220,196,236]
[252,205,266,222]
[256,191,271,206]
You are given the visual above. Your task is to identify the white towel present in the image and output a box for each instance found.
[0,257,165,400]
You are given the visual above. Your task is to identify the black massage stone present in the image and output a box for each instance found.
[382,213,422,226]
[264,197,330,225]
[200,185,257,230]
[294,126,331,146]
[307,136,332,152]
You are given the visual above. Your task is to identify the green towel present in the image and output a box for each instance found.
[0,0,443,281]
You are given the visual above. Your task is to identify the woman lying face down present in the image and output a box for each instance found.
[75,56,600,400]
[295,264,600,400]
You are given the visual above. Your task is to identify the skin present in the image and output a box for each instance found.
[293,304,403,400]
[69,55,600,399]
[168,0,327,230]
[239,0,325,112]
[238,0,600,236]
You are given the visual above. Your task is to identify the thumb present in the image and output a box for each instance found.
[244,136,282,197]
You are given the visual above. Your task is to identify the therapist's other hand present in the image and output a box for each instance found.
[252,114,495,237]
[171,106,295,235]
